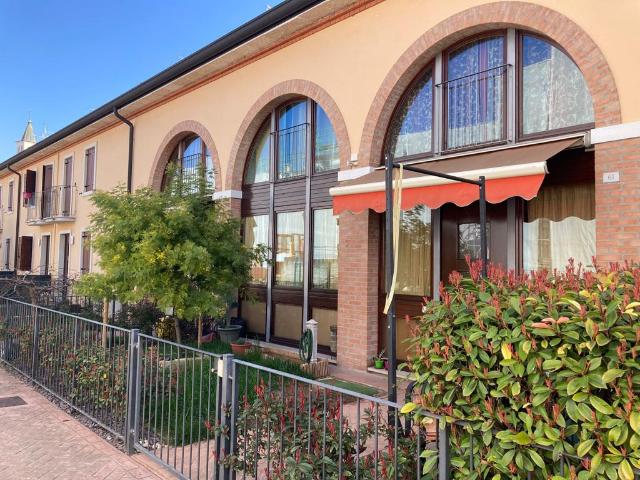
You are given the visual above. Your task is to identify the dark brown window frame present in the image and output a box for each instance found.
[161,133,211,191]
[515,30,595,142]
[441,30,509,153]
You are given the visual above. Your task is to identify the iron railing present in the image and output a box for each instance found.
[164,153,215,196]
[275,123,308,180]
[0,297,131,439]
[26,185,77,224]
[0,296,627,480]
[440,64,508,151]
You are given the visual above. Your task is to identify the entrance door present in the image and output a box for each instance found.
[440,201,508,283]
[40,236,50,275]
[59,233,70,279]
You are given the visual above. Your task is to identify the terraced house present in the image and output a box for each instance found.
[2,0,639,371]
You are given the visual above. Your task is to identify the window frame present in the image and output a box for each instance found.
[383,61,436,163]
[516,31,595,142]
[441,30,509,153]
[7,181,14,212]
[242,118,272,186]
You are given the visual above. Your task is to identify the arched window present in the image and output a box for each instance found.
[520,33,594,137]
[161,134,214,193]
[241,98,340,352]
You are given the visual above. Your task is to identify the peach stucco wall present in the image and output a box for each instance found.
[0,0,638,276]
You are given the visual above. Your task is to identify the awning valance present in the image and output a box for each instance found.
[330,136,582,214]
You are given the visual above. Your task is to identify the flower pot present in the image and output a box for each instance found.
[231,342,252,355]
[374,359,385,369]
[218,324,241,344]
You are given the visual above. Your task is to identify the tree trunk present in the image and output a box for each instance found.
[197,316,203,348]
[174,317,182,344]
[101,298,109,350]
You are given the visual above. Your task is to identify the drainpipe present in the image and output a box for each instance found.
[7,165,21,270]
[113,107,134,193]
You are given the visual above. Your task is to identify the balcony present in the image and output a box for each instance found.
[441,64,508,151]
[163,154,215,196]
[26,186,77,225]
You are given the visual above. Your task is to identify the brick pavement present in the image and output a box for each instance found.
[0,366,173,480]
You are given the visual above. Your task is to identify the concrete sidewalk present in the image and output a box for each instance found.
[0,367,172,480]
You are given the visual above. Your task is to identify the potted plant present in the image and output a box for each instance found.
[372,349,386,369]
[230,337,252,355]
[217,299,242,344]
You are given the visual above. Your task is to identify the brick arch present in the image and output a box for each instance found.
[149,120,221,190]
[225,79,351,191]
[358,1,621,167]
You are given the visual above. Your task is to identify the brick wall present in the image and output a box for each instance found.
[595,138,640,263]
[337,210,380,369]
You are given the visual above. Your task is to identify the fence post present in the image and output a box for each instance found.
[30,304,40,378]
[125,329,141,455]
[217,354,235,480]
[438,420,450,480]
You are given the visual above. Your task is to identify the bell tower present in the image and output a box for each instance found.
[16,119,36,153]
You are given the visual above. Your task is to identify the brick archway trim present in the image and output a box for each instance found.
[149,120,221,190]
[225,79,351,191]
[358,1,622,167]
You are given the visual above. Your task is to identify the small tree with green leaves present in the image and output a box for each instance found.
[76,174,266,347]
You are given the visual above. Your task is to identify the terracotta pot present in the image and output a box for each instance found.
[231,342,252,355]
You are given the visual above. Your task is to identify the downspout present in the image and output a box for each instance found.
[113,107,134,193]
[7,165,21,270]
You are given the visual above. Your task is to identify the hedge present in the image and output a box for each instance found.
[404,260,640,479]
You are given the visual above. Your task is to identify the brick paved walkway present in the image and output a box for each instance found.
[0,367,173,480]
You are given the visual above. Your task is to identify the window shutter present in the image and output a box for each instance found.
[81,232,91,273]
[85,148,95,191]
[18,236,33,271]
[25,170,36,194]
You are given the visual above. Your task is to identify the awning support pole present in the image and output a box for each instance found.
[478,175,488,278]
[384,154,397,406]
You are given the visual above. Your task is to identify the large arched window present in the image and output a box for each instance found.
[161,134,214,193]
[385,30,593,158]
[241,98,340,352]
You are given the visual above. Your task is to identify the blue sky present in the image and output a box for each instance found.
[0,0,281,161]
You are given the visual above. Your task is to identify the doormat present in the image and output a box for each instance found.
[0,396,26,408]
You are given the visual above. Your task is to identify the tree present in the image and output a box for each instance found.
[76,177,265,347]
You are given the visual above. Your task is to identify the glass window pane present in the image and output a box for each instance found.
[523,182,595,271]
[522,35,594,135]
[245,123,270,184]
[457,223,491,260]
[277,101,307,179]
[388,70,433,158]
[446,36,505,149]
[312,209,339,289]
[314,105,339,172]
[275,211,305,287]
[311,307,337,348]
[396,206,432,296]
[273,303,302,341]
[241,300,266,336]
[243,215,269,285]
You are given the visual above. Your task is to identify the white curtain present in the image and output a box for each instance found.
[312,209,339,289]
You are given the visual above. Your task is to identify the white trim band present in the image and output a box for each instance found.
[590,121,640,144]
[212,190,243,200]
[337,166,375,182]
[330,162,547,197]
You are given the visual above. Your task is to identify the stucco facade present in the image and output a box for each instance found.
[3,0,639,369]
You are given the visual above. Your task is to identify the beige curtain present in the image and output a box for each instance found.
[523,182,595,271]
[396,206,432,296]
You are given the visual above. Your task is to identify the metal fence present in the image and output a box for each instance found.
[0,297,131,439]
[0,297,618,480]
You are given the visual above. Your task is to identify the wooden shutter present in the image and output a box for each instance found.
[85,148,95,191]
[18,236,33,271]
[25,170,36,193]
[81,232,91,273]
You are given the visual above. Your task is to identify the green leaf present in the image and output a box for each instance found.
[603,369,625,384]
[590,396,614,415]
[400,402,417,414]
[630,412,640,434]
[512,431,531,445]
[577,439,595,457]
[543,359,563,371]
[618,459,634,480]
[512,382,521,396]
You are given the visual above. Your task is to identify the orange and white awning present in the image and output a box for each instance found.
[330,136,582,214]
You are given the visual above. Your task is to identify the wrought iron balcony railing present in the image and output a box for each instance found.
[275,123,308,180]
[440,64,508,151]
[26,185,77,224]
[163,153,215,196]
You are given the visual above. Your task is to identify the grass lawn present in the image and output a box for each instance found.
[140,340,314,447]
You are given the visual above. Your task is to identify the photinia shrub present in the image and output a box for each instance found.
[404,259,640,479]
